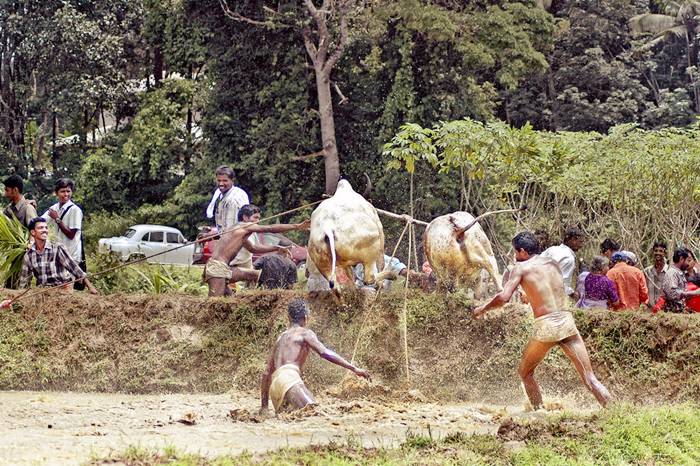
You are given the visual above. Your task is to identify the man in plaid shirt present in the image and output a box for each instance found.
[1,218,97,308]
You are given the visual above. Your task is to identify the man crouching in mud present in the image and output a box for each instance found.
[205,219,310,297]
[473,231,611,410]
[260,299,371,415]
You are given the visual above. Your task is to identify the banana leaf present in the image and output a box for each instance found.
[0,214,30,285]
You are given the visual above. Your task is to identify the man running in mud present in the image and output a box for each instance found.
[473,231,611,410]
[205,219,310,296]
[259,299,371,415]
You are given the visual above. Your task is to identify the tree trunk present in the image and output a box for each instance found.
[51,111,57,168]
[315,67,340,195]
[546,69,557,131]
[688,28,699,111]
[153,45,164,87]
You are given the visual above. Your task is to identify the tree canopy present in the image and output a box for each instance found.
[0,0,698,255]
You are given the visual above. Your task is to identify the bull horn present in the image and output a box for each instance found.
[453,206,527,237]
[362,173,372,199]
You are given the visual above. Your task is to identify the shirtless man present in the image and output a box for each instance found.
[204,219,310,296]
[474,231,611,410]
[260,299,370,415]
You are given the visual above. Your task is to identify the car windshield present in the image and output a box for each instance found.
[124,229,137,238]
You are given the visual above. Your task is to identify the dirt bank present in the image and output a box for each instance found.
[1,289,698,403]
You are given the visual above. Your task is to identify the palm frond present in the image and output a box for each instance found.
[0,214,30,283]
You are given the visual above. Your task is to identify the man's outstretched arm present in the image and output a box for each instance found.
[304,330,371,381]
[473,265,523,318]
[243,238,291,256]
[246,219,310,235]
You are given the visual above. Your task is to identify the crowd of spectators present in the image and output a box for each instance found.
[538,228,700,314]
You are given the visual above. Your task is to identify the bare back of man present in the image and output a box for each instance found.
[260,299,370,415]
[205,220,309,296]
[474,232,611,410]
[266,327,317,410]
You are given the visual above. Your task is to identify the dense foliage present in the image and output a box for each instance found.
[384,119,700,262]
[1,0,698,257]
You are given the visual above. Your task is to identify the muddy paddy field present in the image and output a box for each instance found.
[0,290,698,464]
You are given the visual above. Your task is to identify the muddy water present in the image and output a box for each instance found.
[0,390,594,465]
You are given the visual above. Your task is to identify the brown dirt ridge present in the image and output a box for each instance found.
[0,288,698,403]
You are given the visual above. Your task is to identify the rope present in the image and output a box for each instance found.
[4,199,323,305]
[349,220,411,365]
[400,173,415,382]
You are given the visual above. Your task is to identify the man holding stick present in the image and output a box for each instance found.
[204,218,310,296]
[474,231,611,410]
[1,218,98,308]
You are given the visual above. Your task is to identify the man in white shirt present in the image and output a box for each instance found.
[541,226,585,299]
[41,178,86,290]
[210,166,249,231]
[41,178,83,263]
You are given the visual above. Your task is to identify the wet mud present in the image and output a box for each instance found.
[0,390,594,465]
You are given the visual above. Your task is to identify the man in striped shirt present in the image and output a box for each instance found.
[2,218,97,308]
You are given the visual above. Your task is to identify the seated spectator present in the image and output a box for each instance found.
[354,254,407,290]
[1,218,98,308]
[577,256,619,309]
[606,251,648,310]
[599,238,621,260]
[254,254,298,289]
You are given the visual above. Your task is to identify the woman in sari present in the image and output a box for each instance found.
[577,255,620,310]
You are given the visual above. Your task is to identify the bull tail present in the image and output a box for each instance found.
[324,227,337,289]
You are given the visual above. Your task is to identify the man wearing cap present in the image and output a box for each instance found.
[606,251,648,311]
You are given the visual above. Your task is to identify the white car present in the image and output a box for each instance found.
[98,224,194,265]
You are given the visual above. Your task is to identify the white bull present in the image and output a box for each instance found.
[307,180,385,290]
[424,211,502,296]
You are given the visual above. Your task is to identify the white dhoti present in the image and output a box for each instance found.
[532,310,579,343]
[270,363,304,413]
